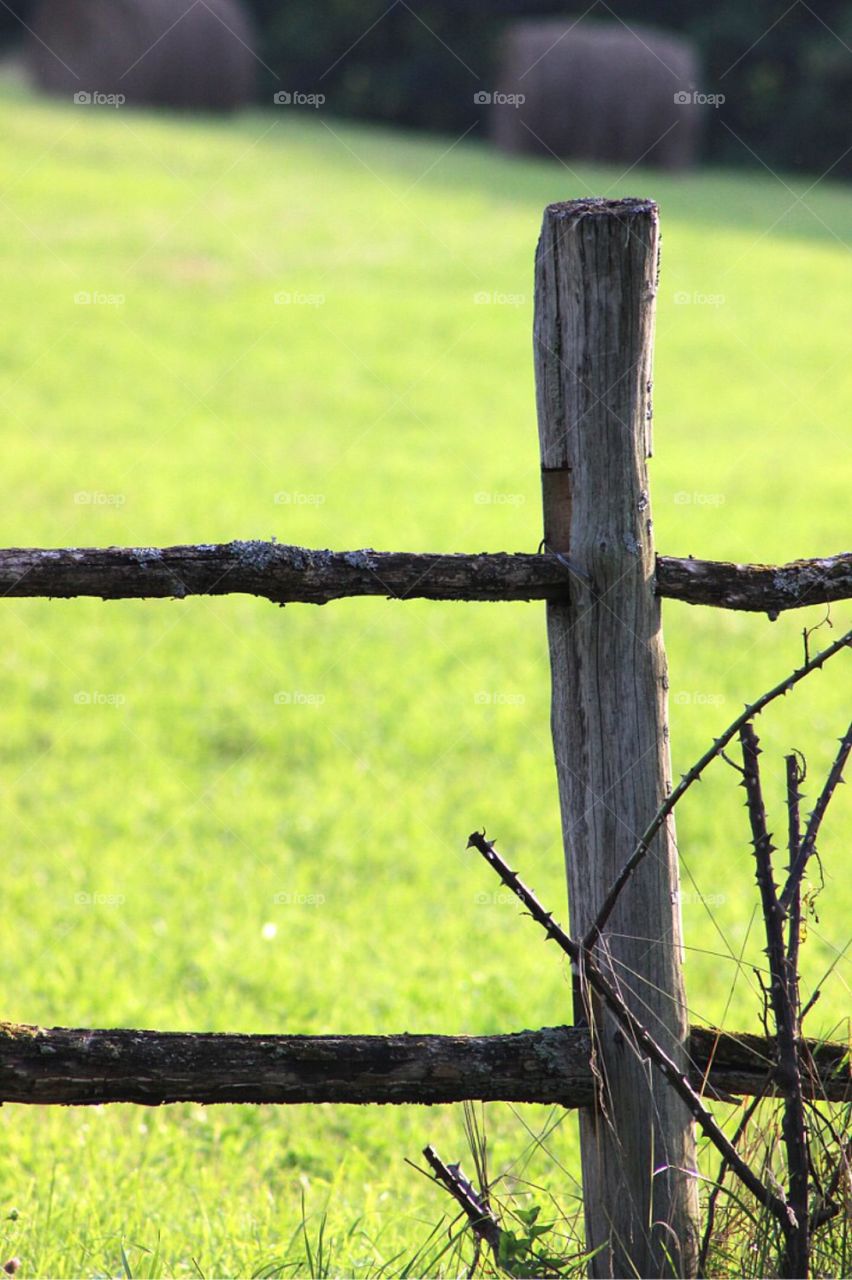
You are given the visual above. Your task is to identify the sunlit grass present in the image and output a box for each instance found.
[0,78,848,1276]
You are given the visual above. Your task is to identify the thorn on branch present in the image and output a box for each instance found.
[422,1144,503,1265]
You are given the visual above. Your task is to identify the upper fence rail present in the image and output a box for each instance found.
[0,543,850,615]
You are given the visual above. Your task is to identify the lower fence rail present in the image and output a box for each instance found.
[0,1022,847,1107]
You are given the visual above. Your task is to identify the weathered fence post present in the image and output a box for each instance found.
[534,198,699,1278]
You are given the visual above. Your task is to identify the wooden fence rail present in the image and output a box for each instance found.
[1,1023,847,1108]
[0,544,849,613]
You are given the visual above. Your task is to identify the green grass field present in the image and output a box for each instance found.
[0,78,849,1277]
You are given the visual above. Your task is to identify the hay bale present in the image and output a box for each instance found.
[27,0,256,111]
[492,19,702,171]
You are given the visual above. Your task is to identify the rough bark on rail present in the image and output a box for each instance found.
[0,1022,847,1107]
[0,544,564,604]
[657,553,852,616]
[0,543,848,614]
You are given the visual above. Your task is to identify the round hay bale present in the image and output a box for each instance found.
[27,0,256,112]
[492,19,702,171]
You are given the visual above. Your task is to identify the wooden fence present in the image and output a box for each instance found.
[2,198,850,1280]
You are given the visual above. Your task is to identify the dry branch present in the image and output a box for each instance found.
[584,627,852,952]
[0,544,849,613]
[464,833,793,1228]
[740,723,810,1273]
[0,1022,846,1107]
[780,720,852,912]
[422,1145,502,1261]
[785,752,805,984]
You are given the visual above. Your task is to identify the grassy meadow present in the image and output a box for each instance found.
[0,76,849,1276]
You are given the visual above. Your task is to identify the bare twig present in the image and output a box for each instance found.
[465,832,794,1230]
[785,752,806,985]
[584,629,851,952]
[740,724,809,1276]
[422,1145,503,1264]
[803,610,833,664]
[800,989,822,1023]
[779,721,852,913]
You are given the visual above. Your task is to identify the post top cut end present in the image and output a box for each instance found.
[543,197,657,222]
